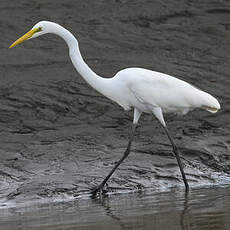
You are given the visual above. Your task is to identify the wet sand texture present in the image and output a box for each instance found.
[0,0,230,203]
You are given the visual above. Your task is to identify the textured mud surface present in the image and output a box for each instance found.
[0,0,230,205]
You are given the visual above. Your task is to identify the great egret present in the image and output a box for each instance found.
[10,21,220,194]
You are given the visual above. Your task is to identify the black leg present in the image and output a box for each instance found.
[163,126,189,192]
[92,123,137,195]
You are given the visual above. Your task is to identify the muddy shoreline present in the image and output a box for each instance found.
[0,0,230,206]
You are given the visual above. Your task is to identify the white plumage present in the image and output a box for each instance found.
[99,67,220,127]
[113,67,220,114]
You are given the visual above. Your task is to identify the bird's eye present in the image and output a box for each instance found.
[37,27,42,32]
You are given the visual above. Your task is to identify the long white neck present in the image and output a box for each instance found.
[48,22,113,98]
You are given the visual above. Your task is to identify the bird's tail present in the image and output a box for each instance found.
[200,91,220,113]
[204,106,219,113]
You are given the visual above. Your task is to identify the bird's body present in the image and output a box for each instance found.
[107,67,219,115]
[10,21,220,193]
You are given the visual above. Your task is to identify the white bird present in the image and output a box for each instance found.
[10,21,220,194]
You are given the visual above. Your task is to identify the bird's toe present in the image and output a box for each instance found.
[91,184,107,196]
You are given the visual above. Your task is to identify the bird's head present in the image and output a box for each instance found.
[9,21,49,48]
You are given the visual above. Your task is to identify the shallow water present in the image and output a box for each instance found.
[1,186,230,230]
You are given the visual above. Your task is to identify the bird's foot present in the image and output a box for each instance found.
[91,184,107,196]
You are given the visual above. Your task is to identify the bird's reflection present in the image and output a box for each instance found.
[91,190,192,230]
[90,187,227,230]
[179,189,225,230]
[91,193,130,229]
[180,191,191,230]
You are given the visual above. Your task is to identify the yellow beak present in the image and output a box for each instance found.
[9,28,40,48]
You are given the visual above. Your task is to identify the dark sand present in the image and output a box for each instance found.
[0,0,230,205]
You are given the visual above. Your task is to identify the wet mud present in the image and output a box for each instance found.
[0,0,230,205]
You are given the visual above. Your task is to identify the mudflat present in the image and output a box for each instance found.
[0,0,230,205]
